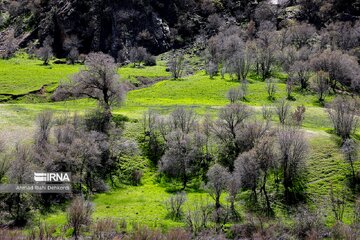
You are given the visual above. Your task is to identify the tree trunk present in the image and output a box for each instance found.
[350,161,356,183]
[182,174,187,190]
[261,174,272,216]
[215,195,221,209]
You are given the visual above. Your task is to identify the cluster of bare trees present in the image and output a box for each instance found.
[327,96,360,186]
[203,17,360,98]
[117,46,156,67]
[0,107,139,226]
[0,29,17,59]
[142,107,205,189]
[142,102,308,223]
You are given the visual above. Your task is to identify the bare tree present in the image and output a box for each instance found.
[227,173,241,220]
[275,99,291,125]
[142,110,165,164]
[255,28,278,80]
[277,46,298,73]
[236,121,269,153]
[354,197,360,225]
[168,52,186,79]
[266,78,277,100]
[1,29,17,59]
[262,105,274,122]
[291,105,306,127]
[206,164,230,209]
[322,21,360,51]
[129,47,147,67]
[327,96,359,141]
[67,197,93,240]
[4,144,35,226]
[0,138,9,183]
[48,119,106,194]
[286,77,296,100]
[165,192,187,220]
[92,218,118,240]
[311,71,330,103]
[290,61,311,90]
[277,126,308,203]
[286,23,317,49]
[311,50,360,93]
[212,104,252,169]
[226,41,253,82]
[341,139,359,183]
[34,111,53,151]
[234,150,259,201]
[64,35,81,64]
[185,198,212,234]
[254,2,278,25]
[207,60,218,79]
[169,107,196,134]
[254,136,277,215]
[36,36,53,65]
[54,52,126,134]
[240,80,249,100]
[329,185,346,222]
[159,130,205,189]
[226,87,243,103]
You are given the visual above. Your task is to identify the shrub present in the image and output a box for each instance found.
[131,225,162,240]
[67,197,93,240]
[185,199,212,234]
[92,218,118,240]
[228,223,257,239]
[275,99,291,125]
[144,54,156,66]
[112,114,130,129]
[327,96,359,141]
[266,78,277,100]
[294,207,324,239]
[0,229,25,239]
[165,228,192,240]
[226,87,243,103]
[292,105,306,126]
[29,222,57,240]
[165,192,187,220]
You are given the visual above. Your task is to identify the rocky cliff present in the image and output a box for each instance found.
[0,0,262,57]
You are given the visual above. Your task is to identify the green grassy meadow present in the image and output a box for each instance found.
[0,55,359,233]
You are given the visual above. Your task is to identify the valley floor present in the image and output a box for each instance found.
[0,57,359,234]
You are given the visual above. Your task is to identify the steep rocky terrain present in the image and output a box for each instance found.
[1,0,360,57]
[0,0,268,57]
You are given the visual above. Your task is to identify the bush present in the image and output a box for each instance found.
[228,223,257,239]
[29,222,57,240]
[165,228,192,240]
[184,199,212,234]
[144,54,157,66]
[67,197,93,240]
[165,192,187,220]
[131,225,162,240]
[331,222,358,240]
[293,207,324,239]
[0,229,25,239]
[92,218,118,240]
[118,156,146,186]
[130,169,143,186]
[84,109,111,132]
[327,96,359,141]
[112,114,130,129]
[226,87,243,103]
